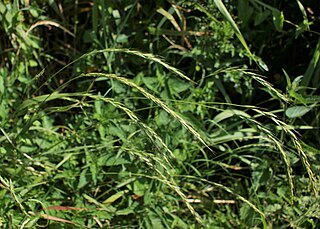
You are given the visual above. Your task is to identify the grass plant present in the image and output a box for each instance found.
[0,0,319,228]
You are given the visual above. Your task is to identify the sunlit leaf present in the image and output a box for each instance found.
[103,190,129,205]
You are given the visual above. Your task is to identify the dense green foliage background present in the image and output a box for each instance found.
[0,0,319,228]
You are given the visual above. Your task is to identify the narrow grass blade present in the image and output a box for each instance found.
[17,92,84,111]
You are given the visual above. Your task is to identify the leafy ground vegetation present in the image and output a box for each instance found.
[0,0,319,228]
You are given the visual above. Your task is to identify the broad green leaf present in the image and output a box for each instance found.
[147,212,164,229]
[19,145,37,153]
[254,10,270,26]
[116,34,128,43]
[112,9,120,19]
[112,80,126,93]
[29,7,39,18]
[285,106,312,118]
[35,138,52,149]
[266,203,282,213]
[103,190,128,205]
[94,99,102,115]
[0,3,6,14]
[272,10,284,31]
[142,77,159,91]
[104,154,130,166]
[116,202,139,215]
[83,194,116,212]
[29,59,38,67]
[173,148,188,161]
[168,78,190,94]
[238,0,253,27]
[98,125,105,138]
[78,169,88,189]
[155,110,170,126]
[109,125,126,140]
[133,179,147,196]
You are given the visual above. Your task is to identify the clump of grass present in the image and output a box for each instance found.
[1,1,319,228]
[1,45,317,227]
